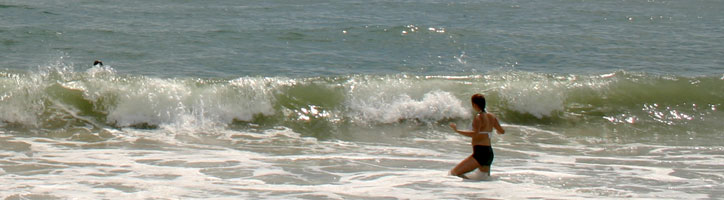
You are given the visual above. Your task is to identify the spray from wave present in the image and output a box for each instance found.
[1,62,722,140]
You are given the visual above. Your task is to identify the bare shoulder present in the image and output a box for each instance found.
[484,112,497,119]
[474,112,485,120]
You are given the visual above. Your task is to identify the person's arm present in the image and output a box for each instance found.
[491,114,505,134]
[449,115,481,137]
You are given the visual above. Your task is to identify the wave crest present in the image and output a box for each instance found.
[1,66,722,137]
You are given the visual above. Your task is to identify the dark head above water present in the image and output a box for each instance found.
[471,93,486,113]
[93,60,103,66]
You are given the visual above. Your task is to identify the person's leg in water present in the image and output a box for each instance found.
[477,165,491,177]
[450,156,479,179]
[473,145,493,176]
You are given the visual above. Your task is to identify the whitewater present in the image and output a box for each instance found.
[1,64,722,199]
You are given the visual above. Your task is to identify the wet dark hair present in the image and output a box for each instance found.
[471,93,486,112]
[93,60,103,66]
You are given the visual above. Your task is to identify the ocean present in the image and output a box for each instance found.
[1,0,723,199]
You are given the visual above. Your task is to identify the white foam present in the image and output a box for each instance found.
[4,64,279,128]
[348,90,469,124]
[78,75,277,127]
[2,127,720,200]
[500,169,586,179]
[0,72,46,125]
[252,168,291,177]
[497,77,565,118]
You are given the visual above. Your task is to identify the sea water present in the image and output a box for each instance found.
[1,0,723,199]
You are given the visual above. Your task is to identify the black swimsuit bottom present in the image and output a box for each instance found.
[472,145,494,166]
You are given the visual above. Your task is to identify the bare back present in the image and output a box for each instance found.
[471,112,502,146]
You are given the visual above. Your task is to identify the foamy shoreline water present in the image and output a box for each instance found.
[2,123,721,199]
[1,66,722,199]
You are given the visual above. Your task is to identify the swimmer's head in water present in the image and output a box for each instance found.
[93,60,103,66]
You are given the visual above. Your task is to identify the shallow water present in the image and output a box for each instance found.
[1,71,722,199]
[2,124,722,199]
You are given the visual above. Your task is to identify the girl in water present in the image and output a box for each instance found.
[449,94,505,179]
